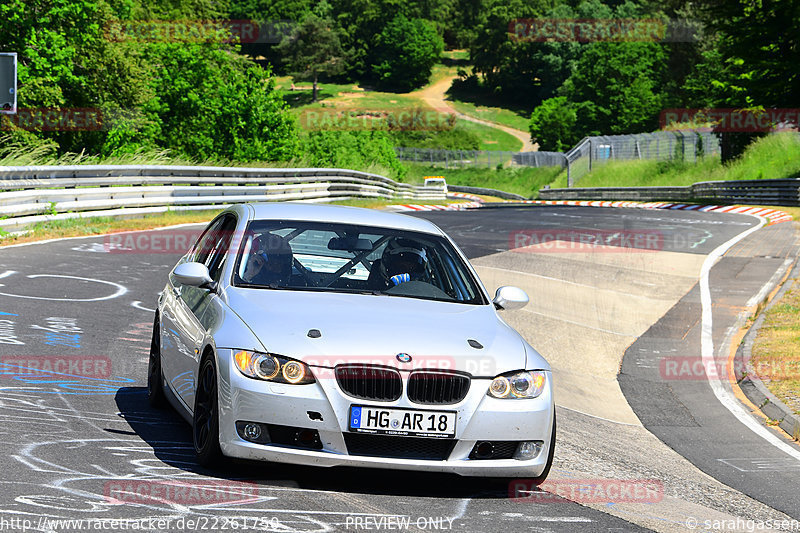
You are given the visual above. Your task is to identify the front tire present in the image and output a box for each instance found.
[193,355,223,467]
[147,316,166,408]
[529,413,556,485]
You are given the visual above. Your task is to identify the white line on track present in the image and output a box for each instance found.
[700,217,800,462]
[132,301,156,313]
[0,274,127,302]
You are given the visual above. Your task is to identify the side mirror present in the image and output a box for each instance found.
[173,262,215,289]
[493,286,529,311]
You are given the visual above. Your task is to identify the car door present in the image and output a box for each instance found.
[164,214,236,409]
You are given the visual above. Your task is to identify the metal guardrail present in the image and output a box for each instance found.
[448,185,527,201]
[0,165,446,231]
[538,178,800,206]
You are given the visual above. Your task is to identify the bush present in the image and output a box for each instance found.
[529,97,579,152]
[142,45,300,162]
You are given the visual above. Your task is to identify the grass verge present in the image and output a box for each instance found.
[448,100,532,133]
[750,279,800,417]
[456,120,523,152]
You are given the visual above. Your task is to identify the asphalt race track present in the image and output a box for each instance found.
[0,205,799,532]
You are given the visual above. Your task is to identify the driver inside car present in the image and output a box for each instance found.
[377,237,429,287]
[242,233,294,286]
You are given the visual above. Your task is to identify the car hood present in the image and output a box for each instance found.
[224,288,548,376]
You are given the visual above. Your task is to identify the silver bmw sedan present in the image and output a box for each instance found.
[149,202,555,480]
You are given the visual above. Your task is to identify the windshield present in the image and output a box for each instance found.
[232,220,485,305]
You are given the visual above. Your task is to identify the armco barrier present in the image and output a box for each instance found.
[0,165,446,231]
[448,185,527,201]
[538,178,800,206]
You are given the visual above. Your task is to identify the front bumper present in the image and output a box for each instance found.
[216,349,555,477]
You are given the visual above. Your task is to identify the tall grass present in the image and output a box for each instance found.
[0,134,403,181]
[0,135,220,167]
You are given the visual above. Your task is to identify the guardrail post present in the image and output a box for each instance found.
[588,139,592,172]
[566,155,572,188]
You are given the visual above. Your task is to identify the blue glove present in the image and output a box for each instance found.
[390,273,411,286]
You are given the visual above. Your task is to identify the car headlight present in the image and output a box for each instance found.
[488,370,546,399]
[234,351,315,384]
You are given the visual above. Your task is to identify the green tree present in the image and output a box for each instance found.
[560,42,669,136]
[694,0,799,109]
[276,13,346,102]
[0,0,153,153]
[371,15,443,91]
[0,0,299,161]
[330,0,456,78]
[689,0,800,161]
[529,97,579,151]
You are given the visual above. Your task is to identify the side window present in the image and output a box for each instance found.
[191,217,227,265]
[206,216,237,281]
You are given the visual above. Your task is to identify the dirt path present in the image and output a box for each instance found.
[414,75,537,152]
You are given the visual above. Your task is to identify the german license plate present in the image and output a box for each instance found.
[349,405,456,438]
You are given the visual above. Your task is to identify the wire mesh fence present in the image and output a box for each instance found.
[393,147,567,169]
[395,130,724,186]
[563,131,722,186]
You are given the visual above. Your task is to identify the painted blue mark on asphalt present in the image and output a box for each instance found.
[0,363,135,395]
[43,332,81,348]
[0,311,18,316]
